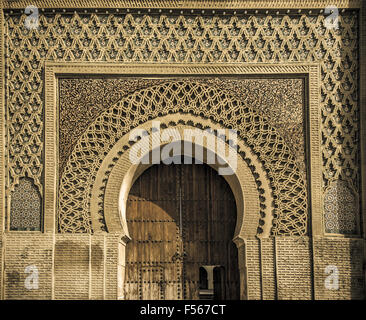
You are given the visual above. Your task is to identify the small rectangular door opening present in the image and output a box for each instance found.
[199,266,226,300]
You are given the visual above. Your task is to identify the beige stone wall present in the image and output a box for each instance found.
[54,235,90,299]
[242,237,364,300]
[260,239,276,300]
[313,237,364,299]
[0,235,3,299]
[245,239,262,299]
[90,235,106,300]
[3,233,53,299]
[276,238,313,300]
[1,233,120,300]
[0,233,364,299]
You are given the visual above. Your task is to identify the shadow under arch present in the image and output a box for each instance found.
[120,144,245,240]
[125,156,240,300]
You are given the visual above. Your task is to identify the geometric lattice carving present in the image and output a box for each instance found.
[58,81,308,236]
[10,177,42,231]
[59,77,305,176]
[324,179,358,235]
[59,78,169,175]
[5,11,359,234]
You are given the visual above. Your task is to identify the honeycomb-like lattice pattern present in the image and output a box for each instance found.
[10,177,42,231]
[4,11,360,234]
[58,77,305,176]
[59,81,307,235]
[324,179,358,234]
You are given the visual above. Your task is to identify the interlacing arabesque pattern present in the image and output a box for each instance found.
[59,77,305,176]
[59,78,169,175]
[59,81,308,235]
[9,177,42,231]
[5,12,359,233]
[324,179,358,234]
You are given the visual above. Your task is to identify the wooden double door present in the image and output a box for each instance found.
[124,161,240,300]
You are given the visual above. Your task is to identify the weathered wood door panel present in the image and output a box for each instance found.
[125,162,239,300]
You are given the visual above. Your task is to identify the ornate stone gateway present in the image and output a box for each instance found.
[0,0,365,300]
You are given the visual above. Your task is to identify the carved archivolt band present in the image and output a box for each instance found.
[90,115,274,241]
[58,80,308,236]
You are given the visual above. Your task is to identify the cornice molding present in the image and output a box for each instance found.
[2,0,362,10]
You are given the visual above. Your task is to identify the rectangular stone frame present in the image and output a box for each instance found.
[44,62,322,236]
[0,0,362,237]
[360,0,366,247]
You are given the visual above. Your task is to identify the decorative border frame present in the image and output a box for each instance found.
[2,0,362,9]
[360,0,366,241]
[44,62,322,236]
[0,1,4,302]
